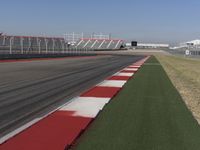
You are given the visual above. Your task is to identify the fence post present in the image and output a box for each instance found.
[9,37,13,54]
[20,37,24,54]
[37,37,41,54]
[45,38,48,54]
[52,38,55,54]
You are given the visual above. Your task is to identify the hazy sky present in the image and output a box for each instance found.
[1,0,200,44]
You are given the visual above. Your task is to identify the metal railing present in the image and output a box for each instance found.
[0,35,94,55]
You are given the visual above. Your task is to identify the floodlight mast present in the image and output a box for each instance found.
[92,33,110,40]
[81,33,84,39]
[72,32,75,44]
[64,32,84,44]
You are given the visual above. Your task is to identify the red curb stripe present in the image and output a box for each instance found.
[107,76,131,81]
[0,111,92,150]
[81,87,121,98]
[127,66,140,69]
[133,64,142,66]
[120,70,136,73]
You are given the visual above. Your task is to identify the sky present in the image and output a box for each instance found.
[1,0,200,44]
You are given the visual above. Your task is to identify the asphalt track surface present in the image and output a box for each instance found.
[0,55,144,139]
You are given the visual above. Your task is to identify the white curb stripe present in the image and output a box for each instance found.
[123,68,138,71]
[59,97,110,118]
[114,72,134,77]
[97,80,126,88]
[129,65,141,68]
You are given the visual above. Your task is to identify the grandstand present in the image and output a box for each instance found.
[0,33,124,54]
[74,38,123,50]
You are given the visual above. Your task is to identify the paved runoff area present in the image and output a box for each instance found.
[0,55,145,150]
[75,56,200,150]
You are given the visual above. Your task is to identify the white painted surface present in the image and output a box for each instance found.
[114,72,134,77]
[123,68,138,71]
[60,97,110,118]
[137,43,169,48]
[97,80,126,88]
[128,65,141,68]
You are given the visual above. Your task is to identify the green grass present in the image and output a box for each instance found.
[75,56,200,150]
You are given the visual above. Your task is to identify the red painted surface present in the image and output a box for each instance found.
[81,86,121,98]
[120,70,136,73]
[0,111,92,150]
[133,63,143,66]
[107,76,131,81]
[127,66,140,68]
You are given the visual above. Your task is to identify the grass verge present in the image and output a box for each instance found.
[156,55,200,123]
[74,56,200,150]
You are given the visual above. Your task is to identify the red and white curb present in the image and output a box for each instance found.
[0,56,150,150]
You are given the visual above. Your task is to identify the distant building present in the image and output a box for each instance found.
[125,42,169,49]
[171,39,200,51]
[186,39,200,46]
[137,43,169,49]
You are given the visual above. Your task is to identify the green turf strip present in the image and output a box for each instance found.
[75,56,200,150]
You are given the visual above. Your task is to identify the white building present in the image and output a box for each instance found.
[171,39,200,50]
[137,43,169,48]
[186,39,200,46]
[126,42,169,49]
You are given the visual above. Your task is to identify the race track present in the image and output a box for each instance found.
[0,55,144,138]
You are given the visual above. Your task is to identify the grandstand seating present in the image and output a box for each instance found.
[74,38,123,50]
[0,34,124,54]
[92,40,102,49]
